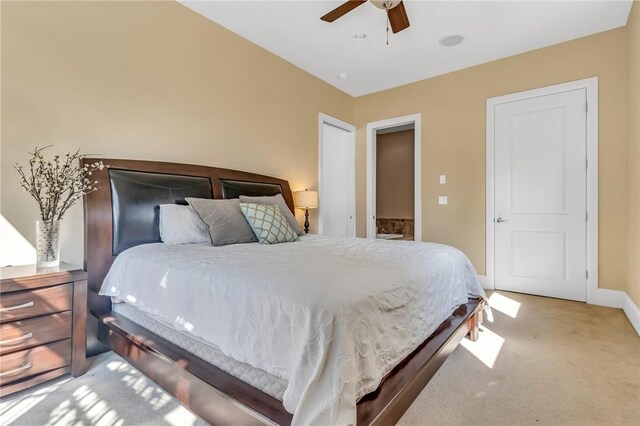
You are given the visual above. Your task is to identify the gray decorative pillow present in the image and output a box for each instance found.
[159,204,210,245]
[239,193,302,235]
[240,203,299,245]
[185,198,257,246]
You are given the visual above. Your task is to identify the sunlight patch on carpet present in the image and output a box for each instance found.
[0,377,70,424]
[164,406,201,426]
[71,385,122,425]
[488,292,521,318]
[107,360,128,372]
[460,325,505,368]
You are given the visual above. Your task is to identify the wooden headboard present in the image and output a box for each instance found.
[81,158,294,354]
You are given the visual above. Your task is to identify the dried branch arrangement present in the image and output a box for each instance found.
[15,146,104,222]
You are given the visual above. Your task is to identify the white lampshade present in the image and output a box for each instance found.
[294,190,318,209]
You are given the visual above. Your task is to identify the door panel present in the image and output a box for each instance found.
[494,89,586,301]
[320,123,355,237]
[510,107,566,214]
[510,230,566,280]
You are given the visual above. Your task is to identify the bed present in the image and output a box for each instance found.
[82,158,485,426]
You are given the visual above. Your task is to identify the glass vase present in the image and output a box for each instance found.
[36,220,60,267]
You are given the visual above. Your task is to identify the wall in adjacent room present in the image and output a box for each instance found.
[376,129,414,220]
[626,1,640,306]
[0,1,354,267]
[355,28,627,291]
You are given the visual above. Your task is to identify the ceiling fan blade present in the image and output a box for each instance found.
[321,0,368,23]
[388,1,410,33]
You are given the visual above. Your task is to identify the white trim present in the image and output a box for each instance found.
[623,292,640,336]
[486,103,496,289]
[485,77,599,305]
[478,275,490,290]
[318,113,356,237]
[587,288,623,309]
[365,114,422,241]
[377,123,414,134]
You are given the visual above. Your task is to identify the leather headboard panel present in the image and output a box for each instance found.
[220,179,283,200]
[109,169,213,255]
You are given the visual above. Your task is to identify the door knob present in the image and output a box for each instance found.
[496,217,509,223]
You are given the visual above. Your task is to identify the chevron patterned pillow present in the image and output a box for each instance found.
[240,203,299,244]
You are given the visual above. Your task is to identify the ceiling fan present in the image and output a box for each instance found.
[321,0,410,34]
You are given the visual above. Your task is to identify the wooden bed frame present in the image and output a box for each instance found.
[83,158,484,426]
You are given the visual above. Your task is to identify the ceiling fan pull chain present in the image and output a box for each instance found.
[386,6,390,45]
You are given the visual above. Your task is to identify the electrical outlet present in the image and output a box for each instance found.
[439,175,446,184]
[438,196,448,205]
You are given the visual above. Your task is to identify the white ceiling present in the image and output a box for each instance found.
[180,1,633,97]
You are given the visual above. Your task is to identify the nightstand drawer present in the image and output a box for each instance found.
[0,284,72,323]
[0,339,71,386]
[0,312,72,355]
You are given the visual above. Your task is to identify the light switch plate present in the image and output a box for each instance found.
[440,175,446,184]
[438,196,448,205]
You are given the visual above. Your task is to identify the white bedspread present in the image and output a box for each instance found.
[100,235,485,425]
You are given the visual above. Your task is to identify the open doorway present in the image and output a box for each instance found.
[366,114,422,241]
[376,125,415,240]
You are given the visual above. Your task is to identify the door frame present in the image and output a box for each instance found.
[318,113,357,237]
[485,77,606,305]
[366,113,422,241]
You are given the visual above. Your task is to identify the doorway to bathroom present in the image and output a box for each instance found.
[366,114,422,241]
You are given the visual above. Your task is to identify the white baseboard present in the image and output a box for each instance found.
[478,275,491,290]
[622,292,640,336]
[587,288,624,309]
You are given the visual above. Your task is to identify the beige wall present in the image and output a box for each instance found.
[1,1,635,299]
[355,28,628,291]
[0,1,354,266]
[627,1,640,306]
[376,129,414,219]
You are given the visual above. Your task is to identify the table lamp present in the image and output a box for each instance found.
[294,189,318,234]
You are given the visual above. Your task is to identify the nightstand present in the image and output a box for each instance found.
[0,263,87,396]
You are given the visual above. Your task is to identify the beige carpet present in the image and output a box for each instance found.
[1,291,639,425]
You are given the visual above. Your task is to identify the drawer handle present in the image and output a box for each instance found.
[0,302,34,312]
[0,362,33,378]
[0,332,33,345]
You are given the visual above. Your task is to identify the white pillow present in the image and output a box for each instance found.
[159,204,211,245]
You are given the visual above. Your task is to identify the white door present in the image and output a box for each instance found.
[494,89,587,301]
[319,122,355,237]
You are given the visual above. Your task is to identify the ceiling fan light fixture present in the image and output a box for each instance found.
[371,0,401,10]
[440,34,465,47]
[321,0,410,39]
